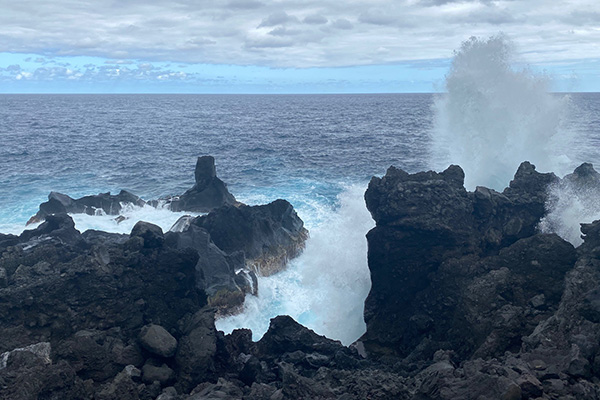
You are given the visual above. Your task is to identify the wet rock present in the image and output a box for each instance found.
[193,199,308,275]
[30,190,145,223]
[167,156,237,213]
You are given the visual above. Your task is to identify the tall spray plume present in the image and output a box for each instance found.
[430,34,573,191]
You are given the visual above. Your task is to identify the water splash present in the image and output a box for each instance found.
[540,164,600,246]
[430,34,573,191]
[216,184,373,345]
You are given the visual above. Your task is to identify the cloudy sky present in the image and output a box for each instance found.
[0,0,598,93]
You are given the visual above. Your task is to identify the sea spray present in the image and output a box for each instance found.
[540,164,600,246]
[216,184,373,345]
[70,204,200,235]
[430,34,573,191]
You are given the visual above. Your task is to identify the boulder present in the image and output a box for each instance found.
[130,221,165,249]
[138,324,178,358]
[141,361,175,385]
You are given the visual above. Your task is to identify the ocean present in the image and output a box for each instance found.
[1,91,600,345]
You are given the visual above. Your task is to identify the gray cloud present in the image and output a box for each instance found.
[0,0,597,68]
[227,0,264,10]
[358,9,397,26]
[303,14,328,25]
[258,11,298,27]
[331,19,353,30]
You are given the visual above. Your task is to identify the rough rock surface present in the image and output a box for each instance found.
[166,156,237,213]
[193,199,309,275]
[139,325,178,359]
[362,162,569,360]
[29,190,145,224]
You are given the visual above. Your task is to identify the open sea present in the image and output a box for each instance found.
[1,92,600,344]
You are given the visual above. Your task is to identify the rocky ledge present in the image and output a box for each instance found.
[29,156,239,225]
[23,157,308,312]
[3,161,600,399]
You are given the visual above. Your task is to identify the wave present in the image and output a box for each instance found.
[216,184,373,345]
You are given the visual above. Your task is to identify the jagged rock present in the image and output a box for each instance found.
[362,163,575,359]
[165,225,248,314]
[53,330,138,382]
[138,324,178,358]
[0,342,51,370]
[257,315,345,359]
[130,221,165,249]
[0,361,87,400]
[175,309,217,393]
[0,215,202,354]
[188,377,244,399]
[20,212,84,247]
[28,190,145,224]
[193,199,308,275]
[167,156,237,213]
[141,360,175,385]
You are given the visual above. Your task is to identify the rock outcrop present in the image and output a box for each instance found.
[165,156,237,213]
[192,199,309,275]
[28,156,237,225]
[359,161,600,399]
[28,190,145,224]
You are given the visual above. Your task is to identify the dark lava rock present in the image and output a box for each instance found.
[165,224,249,314]
[193,199,308,275]
[361,162,574,360]
[29,190,145,224]
[167,156,237,213]
[175,309,218,393]
[141,360,175,385]
[0,214,202,354]
[257,315,344,358]
[138,324,178,358]
[131,221,165,249]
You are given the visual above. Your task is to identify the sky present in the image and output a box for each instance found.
[0,0,598,93]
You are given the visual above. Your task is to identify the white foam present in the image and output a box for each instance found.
[216,184,373,345]
[70,203,200,234]
[540,179,600,246]
[430,34,574,191]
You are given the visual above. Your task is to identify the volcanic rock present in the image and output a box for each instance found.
[193,199,308,275]
[138,324,178,358]
[166,156,237,213]
[29,190,145,224]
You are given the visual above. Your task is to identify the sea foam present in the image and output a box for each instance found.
[216,184,373,345]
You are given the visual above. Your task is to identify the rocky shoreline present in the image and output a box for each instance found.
[2,159,600,399]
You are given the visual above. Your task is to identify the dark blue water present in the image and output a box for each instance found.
[0,93,434,232]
